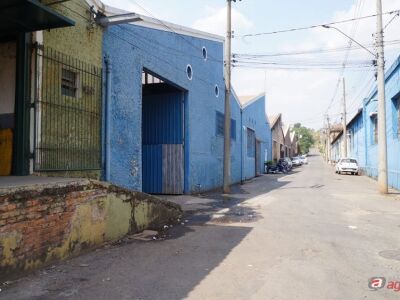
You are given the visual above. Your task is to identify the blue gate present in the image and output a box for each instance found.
[142,91,184,194]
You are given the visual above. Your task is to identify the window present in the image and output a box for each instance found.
[396,97,400,139]
[372,116,378,144]
[247,128,255,157]
[215,85,219,97]
[61,68,79,98]
[216,111,224,136]
[186,64,193,80]
[202,47,207,60]
[341,159,357,164]
[216,111,236,140]
[231,119,236,140]
[349,129,354,150]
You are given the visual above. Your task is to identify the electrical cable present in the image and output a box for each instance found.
[238,9,400,38]
[54,4,225,90]
[125,0,224,64]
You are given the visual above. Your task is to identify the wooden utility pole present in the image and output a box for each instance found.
[342,78,347,158]
[376,0,388,193]
[223,0,233,193]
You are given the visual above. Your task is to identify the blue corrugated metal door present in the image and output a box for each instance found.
[142,92,184,194]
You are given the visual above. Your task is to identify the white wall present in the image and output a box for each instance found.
[0,42,16,115]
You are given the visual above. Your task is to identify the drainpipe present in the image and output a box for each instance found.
[104,55,112,181]
[240,108,244,184]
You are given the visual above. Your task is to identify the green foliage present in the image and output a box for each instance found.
[292,124,315,154]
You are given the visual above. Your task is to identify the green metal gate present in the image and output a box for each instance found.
[33,44,102,171]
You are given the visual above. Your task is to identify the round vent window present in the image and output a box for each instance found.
[202,47,207,60]
[215,85,219,97]
[186,64,193,80]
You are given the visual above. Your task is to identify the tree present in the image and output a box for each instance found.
[292,124,315,154]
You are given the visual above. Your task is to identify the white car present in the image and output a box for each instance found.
[291,157,302,167]
[335,158,359,175]
[300,155,308,164]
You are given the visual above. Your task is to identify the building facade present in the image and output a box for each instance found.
[283,126,292,158]
[0,0,75,177]
[102,15,239,194]
[330,56,400,189]
[239,94,272,180]
[34,0,105,178]
[268,114,285,161]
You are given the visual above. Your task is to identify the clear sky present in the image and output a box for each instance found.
[102,0,400,129]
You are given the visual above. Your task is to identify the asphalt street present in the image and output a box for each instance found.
[2,151,400,300]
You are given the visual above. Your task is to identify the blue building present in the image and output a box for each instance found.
[238,94,272,180]
[102,13,272,194]
[363,56,400,188]
[330,56,400,189]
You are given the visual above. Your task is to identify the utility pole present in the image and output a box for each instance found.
[342,78,347,158]
[326,115,331,163]
[376,0,388,193]
[223,0,234,194]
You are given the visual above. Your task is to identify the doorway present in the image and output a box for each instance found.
[255,140,261,176]
[141,70,185,194]
[0,41,16,175]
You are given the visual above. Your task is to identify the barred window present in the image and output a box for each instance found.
[372,116,378,145]
[247,128,255,157]
[61,68,79,98]
[216,111,224,136]
[397,97,400,139]
[231,119,236,140]
[216,111,236,140]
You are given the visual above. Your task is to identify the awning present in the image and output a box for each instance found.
[0,0,75,36]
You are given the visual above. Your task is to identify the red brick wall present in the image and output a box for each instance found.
[0,181,181,280]
[0,185,102,271]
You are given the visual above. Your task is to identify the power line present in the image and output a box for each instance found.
[107,28,220,89]
[116,24,224,63]
[325,0,364,115]
[238,9,400,38]
[232,64,371,71]
[125,0,223,63]
[55,4,222,91]
[233,58,372,66]
[384,10,400,30]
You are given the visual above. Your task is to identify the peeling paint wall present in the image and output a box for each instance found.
[0,180,181,279]
[42,0,103,67]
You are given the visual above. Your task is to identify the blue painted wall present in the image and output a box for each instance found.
[230,92,242,185]
[364,56,400,188]
[331,56,400,189]
[103,23,241,193]
[241,95,272,180]
[347,111,365,168]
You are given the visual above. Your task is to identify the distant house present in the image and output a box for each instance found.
[283,125,292,157]
[268,114,285,161]
[290,132,299,157]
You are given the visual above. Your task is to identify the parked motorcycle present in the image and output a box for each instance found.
[266,159,290,174]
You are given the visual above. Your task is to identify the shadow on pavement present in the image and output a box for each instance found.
[0,171,296,300]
